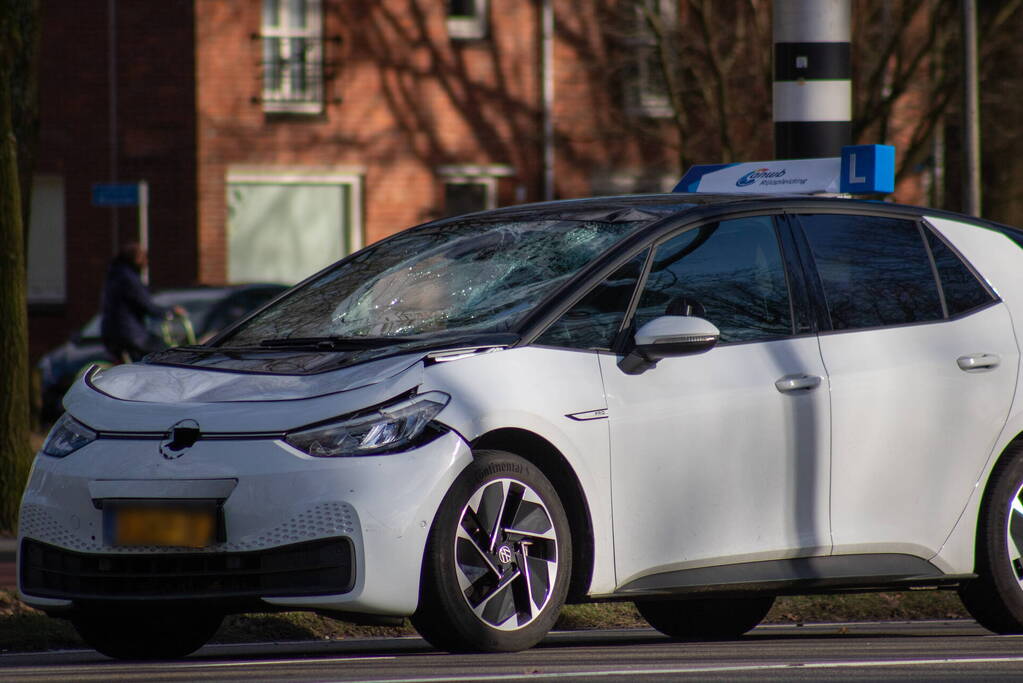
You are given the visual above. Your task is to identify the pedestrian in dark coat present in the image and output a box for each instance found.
[100,242,184,362]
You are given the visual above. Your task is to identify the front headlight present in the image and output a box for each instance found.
[42,414,97,458]
[285,391,451,457]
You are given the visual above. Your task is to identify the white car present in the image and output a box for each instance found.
[19,164,1023,658]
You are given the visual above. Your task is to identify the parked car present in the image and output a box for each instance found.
[36,284,287,421]
[20,153,1023,659]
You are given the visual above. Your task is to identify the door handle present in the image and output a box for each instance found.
[775,374,822,393]
[957,353,1000,371]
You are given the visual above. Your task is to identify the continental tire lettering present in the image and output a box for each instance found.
[477,462,525,482]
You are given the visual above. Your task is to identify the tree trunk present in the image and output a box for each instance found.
[0,2,35,532]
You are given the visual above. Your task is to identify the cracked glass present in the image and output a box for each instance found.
[222,218,640,346]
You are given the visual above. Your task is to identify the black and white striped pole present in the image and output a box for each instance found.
[773,0,851,159]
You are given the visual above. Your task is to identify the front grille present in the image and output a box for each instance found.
[20,537,354,601]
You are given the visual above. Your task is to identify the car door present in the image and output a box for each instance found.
[597,215,832,589]
[791,212,1018,560]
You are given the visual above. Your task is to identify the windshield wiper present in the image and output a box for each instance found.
[259,336,398,350]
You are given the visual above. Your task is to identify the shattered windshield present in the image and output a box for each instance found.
[220,218,640,346]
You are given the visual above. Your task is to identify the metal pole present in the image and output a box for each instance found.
[138,180,149,284]
[773,0,851,159]
[962,0,981,216]
[107,0,119,253]
[541,0,554,201]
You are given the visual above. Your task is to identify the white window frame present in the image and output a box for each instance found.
[446,0,489,41]
[590,169,679,196]
[261,0,324,114]
[226,166,364,284]
[26,174,66,304]
[438,164,514,214]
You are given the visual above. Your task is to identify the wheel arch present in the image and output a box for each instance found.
[957,431,1023,633]
[972,432,1023,569]
[935,428,1023,575]
[471,428,595,602]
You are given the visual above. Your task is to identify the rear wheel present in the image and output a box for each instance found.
[71,608,223,659]
[412,450,572,652]
[960,444,1023,633]
[635,596,775,640]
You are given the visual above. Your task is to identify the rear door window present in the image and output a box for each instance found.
[924,228,996,317]
[796,214,944,331]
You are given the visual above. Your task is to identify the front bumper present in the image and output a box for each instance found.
[18,429,473,617]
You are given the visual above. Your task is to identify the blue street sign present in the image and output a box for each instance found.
[92,183,140,207]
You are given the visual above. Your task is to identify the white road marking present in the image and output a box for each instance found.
[187,655,398,668]
[307,655,1023,682]
[0,656,397,675]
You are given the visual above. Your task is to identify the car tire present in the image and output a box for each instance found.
[635,596,775,640]
[71,608,223,660]
[411,449,572,652]
[960,443,1023,633]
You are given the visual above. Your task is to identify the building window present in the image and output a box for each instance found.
[261,0,324,113]
[445,182,491,216]
[624,0,675,118]
[226,168,364,285]
[447,0,488,40]
[27,175,66,304]
[438,165,513,217]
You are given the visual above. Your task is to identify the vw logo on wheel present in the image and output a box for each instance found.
[497,544,514,564]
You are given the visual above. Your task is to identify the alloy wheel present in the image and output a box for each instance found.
[453,477,559,630]
[1006,480,1023,589]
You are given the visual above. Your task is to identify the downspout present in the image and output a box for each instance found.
[541,0,554,201]
[107,0,119,253]
[962,0,981,216]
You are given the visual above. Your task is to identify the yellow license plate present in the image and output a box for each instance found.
[113,503,217,548]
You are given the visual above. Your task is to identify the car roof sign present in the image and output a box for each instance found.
[674,144,895,196]
[839,144,896,194]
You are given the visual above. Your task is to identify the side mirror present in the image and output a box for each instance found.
[618,315,720,375]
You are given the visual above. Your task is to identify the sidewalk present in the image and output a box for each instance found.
[1,533,16,590]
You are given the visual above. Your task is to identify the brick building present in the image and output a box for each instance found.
[28,0,199,360]
[30,0,689,360]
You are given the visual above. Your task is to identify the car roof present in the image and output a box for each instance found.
[442,193,775,223]
[452,192,1013,237]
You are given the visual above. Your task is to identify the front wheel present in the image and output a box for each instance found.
[635,596,775,640]
[960,444,1023,633]
[71,608,223,659]
[411,450,572,652]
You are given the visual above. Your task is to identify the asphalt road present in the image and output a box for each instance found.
[4,621,1023,682]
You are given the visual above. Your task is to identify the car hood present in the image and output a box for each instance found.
[61,353,431,434]
[85,352,426,403]
[59,336,515,433]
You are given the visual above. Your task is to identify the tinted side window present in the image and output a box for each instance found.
[535,251,647,350]
[633,216,793,343]
[799,214,943,331]
[925,229,995,316]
